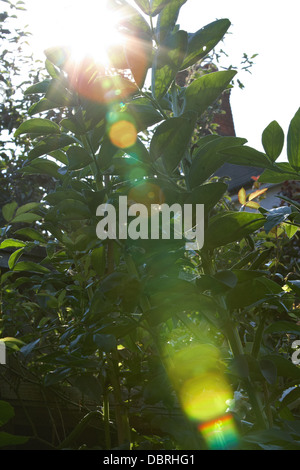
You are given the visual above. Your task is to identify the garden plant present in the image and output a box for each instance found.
[0,0,300,451]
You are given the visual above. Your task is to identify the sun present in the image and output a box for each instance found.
[26,0,124,67]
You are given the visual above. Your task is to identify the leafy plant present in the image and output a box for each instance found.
[1,0,300,451]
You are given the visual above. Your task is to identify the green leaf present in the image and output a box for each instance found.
[28,98,60,116]
[259,162,300,183]
[184,70,237,116]
[287,107,300,171]
[126,98,163,132]
[13,261,50,274]
[152,30,187,100]
[189,136,247,188]
[24,79,52,95]
[0,401,14,426]
[10,212,42,224]
[133,0,150,15]
[225,277,282,310]
[150,0,172,16]
[53,199,91,220]
[264,321,300,336]
[14,118,60,137]
[0,239,26,249]
[44,367,72,387]
[185,182,228,211]
[14,228,46,243]
[28,134,76,160]
[0,432,28,448]
[2,201,18,222]
[157,0,187,43]
[262,355,300,380]
[205,211,265,249]
[259,359,277,385]
[264,206,291,234]
[150,114,195,172]
[220,145,274,169]
[15,202,41,216]
[21,158,62,179]
[67,146,93,170]
[262,120,284,161]
[181,19,231,70]
[8,247,24,270]
[93,333,117,353]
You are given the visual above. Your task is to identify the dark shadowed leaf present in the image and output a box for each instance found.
[205,211,265,249]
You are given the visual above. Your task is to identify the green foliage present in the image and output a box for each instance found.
[0,0,300,451]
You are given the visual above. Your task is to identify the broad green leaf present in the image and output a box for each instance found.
[44,368,72,387]
[0,401,14,426]
[205,211,265,249]
[284,222,298,239]
[150,0,171,16]
[262,120,284,161]
[262,354,300,380]
[150,114,195,172]
[45,78,73,106]
[220,145,274,169]
[93,333,117,353]
[21,158,62,179]
[11,212,42,224]
[287,107,300,171]
[189,136,247,188]
[14,118,60,137]
[2,201,18,222]
[0,239,26,249]
[114,1,151,36]
[157,0,187,43]
[53,199,91,220]
[181,19,231,70]
[24,79,52,95]
[14,228,46,243]
[184,70,237,116]
[20,339,40,358]
[259,162,300,183]
[28,134,76,160]
[28,98,60,116]
[185,182,228,211]
[225,277,282,310]
[152,30,187,100]
[259,359,277,385]
[126,98,163,131]
[264,206,291,234]
[0,432,28,448]
[13,261,50,274]
[8,248,24,270]
[133,0,150,15]
[264,321,300,336]
[67,146,93,170]
[16,202,41,216]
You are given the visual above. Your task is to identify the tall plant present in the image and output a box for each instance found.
[1,0,300,450]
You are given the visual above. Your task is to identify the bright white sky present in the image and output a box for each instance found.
[21,0,300,160]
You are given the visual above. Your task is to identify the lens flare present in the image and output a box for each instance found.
[179,372,233,422]
[199,414,239,450]
[108,120,137,149]
[166,343,239,448]
[128,182,165,212]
